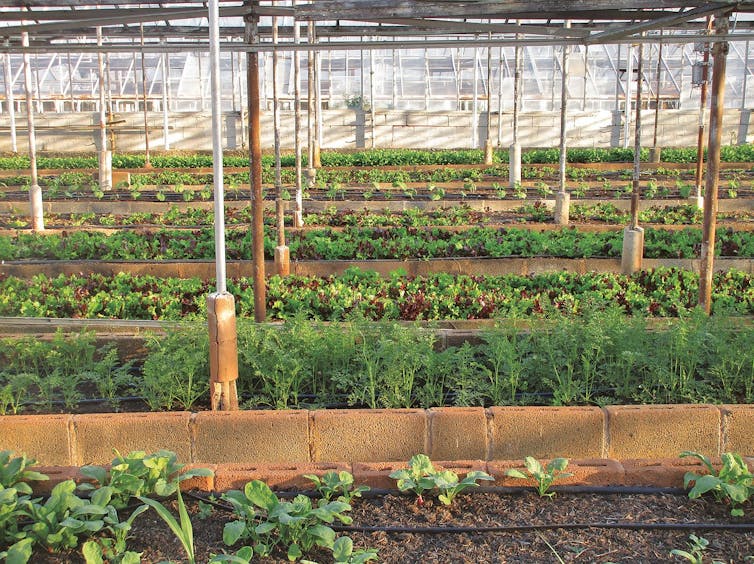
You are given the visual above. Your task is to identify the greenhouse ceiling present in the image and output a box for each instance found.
[2,1,754,53]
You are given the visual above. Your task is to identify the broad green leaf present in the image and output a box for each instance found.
[4,538,34,564]
[244,480,278,512]
[524,457,543,476]
[120,551,143,564]
[287,543,303,561]
[223,520,247,546]
[80,465,108,486]
[505,469,529,480]
[82,540,104,564]
[332,536,354,561]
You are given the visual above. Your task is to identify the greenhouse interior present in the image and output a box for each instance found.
[1,2,754,563]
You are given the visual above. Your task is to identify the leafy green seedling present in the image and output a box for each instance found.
[332,536,379,563]
[680,451,754,517]
[0,451,49,494]
[505,457,573,498]
[433,470,494,506]
[670,534,725,564]
[304,471,370,504]
[389,454,437,506]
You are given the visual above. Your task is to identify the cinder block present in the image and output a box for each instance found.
[429,407,488,461]
[0,415,72,465]
[722,405,754,455]
[29,466,84,495]
[179,464,217,492]
[311,409,427,462]
[489,406,604,460]
[622,457,712,488]
[352,461,408,490]
[607,405,720,459]
[73,412,192,465]
[487,458,623,488]
[214,462,349,492]
[193,411,309,464]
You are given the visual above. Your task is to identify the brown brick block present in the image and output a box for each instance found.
[352,461,409,490]
[214,462,349,492]
[179,464,217,492]
[73,412,192,465]
[487,458,623,488]
[622,457,712,488]
[429,407,488,461]
[607,405,720,460]
[721,405,754,455]
[0,415,72,465]
[29,466,85,496]
[193,411,309,464]
[489,407,604,460]
[310,409,427,462]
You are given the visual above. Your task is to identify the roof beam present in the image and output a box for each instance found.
[372,17,592,38]
[294,0,716,21]
[585,2,729,44]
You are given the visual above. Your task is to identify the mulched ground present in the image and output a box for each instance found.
[31,489,754,563]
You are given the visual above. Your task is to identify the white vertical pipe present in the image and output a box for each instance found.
[208,0,227,293]
[96,28,112,191]
[161,45,170,149]
[22,33,43,232]
[369,43,376,147]
[293,1,303,226]
[3,53,17,152]
[623,47,634,148]
[472,45,479,148]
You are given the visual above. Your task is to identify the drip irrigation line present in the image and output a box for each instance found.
[330,522,754,534]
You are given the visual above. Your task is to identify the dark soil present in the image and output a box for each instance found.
[31,490,754,563]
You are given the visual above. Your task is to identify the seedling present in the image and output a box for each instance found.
[139,489,196,564]
[670,534,724,564]
[305,471,370,504]
[390,454,493,506]
[680,451,754,517]
[505,457,573,498]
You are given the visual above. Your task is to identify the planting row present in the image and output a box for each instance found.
[3,225,754,261]
[1,268,752,321]
[4,204,748,230]
[2,307,754,414]
[3,448,750,563]
[1,165,751,202]
[4,145,754,170]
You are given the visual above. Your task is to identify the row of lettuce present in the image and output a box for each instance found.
[1,304,753,414]
[3,226,754,261]
[3,145,754,170]
[0,267,751,321]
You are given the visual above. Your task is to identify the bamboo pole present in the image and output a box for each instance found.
[695,18,713,206]
[272,16,290,276]
[699,15,729,315]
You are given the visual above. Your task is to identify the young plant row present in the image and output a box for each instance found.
[0,449,378,563]
[5,203,751,231]
[3,305,754,414]
[0,268,752,322]
[4,145,754,170]
[3,225,754,261]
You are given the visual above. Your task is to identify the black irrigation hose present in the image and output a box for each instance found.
[330,522,754,534]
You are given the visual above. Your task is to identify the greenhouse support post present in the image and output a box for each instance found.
[306,22,316,188]
[3,52,17,153]
[555,28,570,226]
[699,14,729,315]
[510,35,522,189]
[650,39,663,163]
[96,27,112,192]
[293,0,303,227]
[272,15,290,276]
[207,0,239,411]
[622,42,645,275]
[246,2,267,322]
[22,32,43,232]
[139,24,151,167]
[484,35,494,165]
[695,17,713,209]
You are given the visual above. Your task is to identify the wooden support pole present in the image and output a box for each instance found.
[272,16,289,277]
[246,4,266,322]
[699,14,729,315]
[293,1,303,227]
[207,293,239,411]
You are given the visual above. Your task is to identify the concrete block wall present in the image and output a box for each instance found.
[2,405,752,468]
[2,108,753,153]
